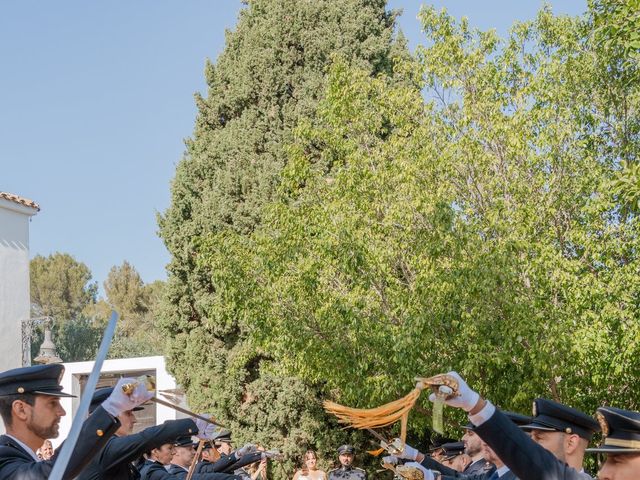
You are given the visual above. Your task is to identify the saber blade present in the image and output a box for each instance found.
[48,311,119,480]
[153,395,226,428]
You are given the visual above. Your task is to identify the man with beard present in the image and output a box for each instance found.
[385,412,530,479]
[327,445,367,480]
[425,372,609,480]
[461,424,494,475]
[0,364,152,479]
[77,387,207,480]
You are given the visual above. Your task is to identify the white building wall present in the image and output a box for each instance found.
[0,199,36,372]
[55,355,182,448]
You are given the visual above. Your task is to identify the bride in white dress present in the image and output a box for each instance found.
[292,450,327,480]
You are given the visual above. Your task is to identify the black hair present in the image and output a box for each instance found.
[0,393,36,427]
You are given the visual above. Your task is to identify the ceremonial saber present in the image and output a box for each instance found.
[186,439,205,480]
[152,395,226,428]
[49,311,119,480]
[122,381,226,428]
[366,427,389,444]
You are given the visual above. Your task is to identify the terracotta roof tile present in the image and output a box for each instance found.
[0,192,40,211]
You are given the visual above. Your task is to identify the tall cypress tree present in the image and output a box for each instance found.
[158,0,405,470]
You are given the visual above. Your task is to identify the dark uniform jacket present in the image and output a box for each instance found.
[327,465,367,480]
[420,456,497,479]
[196,452,261,476]
[139,460,170,480]
[440,468,516,480]
[464,459,494,476]
[140,459,240,480]
[0,406,120,480]
[77,418,198,480]
[474,408,594,480]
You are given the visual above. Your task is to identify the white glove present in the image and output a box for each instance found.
[263,449,283,460]
[236,443,257,457]
[102,377,154,418]
[395,441,420,461]
[382,455,399,465]
[427,371,479,412]
[403,462,434,480]
[195,415,217,440]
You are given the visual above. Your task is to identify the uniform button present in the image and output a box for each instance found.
[96,429,104,437]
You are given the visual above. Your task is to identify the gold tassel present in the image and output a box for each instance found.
[367,448,386,457]
[323,387,422,434]
[323,374,460,444]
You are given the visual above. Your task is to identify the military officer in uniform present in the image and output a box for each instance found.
[77,386,207,480]
[388,411,530,479]
[519,398,599,477]
[429,437,458,463]
[426,371,603,480]
[328,444,367,480]
[195,430,264,476]
[140,435,241,480]
[586,406,640,480]
[0,364,151,479]
[461,423,494,475]
[439,442,471,473]
[167,436,198,477]
[139,443,175,479]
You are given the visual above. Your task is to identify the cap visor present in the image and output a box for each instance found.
[520,422,557,432]
[34,390,76,398]
[587,446,640,454]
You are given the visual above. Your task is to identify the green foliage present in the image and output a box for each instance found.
[29,254,165,362]
[160,1,640,475]
[30,253,97,322]
[158,1,405,475]
[54,316,103,363]
[591,0,640,71]
[195,3,640,447]
[104,261,149,324]
[103,264,166,358]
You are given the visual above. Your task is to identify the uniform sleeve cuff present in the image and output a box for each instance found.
[468,400,496,426]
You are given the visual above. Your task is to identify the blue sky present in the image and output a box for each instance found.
[1,1,587,294]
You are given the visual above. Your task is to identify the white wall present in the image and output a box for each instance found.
[55,355,182,448]
[0,198,37,435]
[0,198,36,372]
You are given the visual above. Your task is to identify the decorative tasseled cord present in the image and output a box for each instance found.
[323,383,425,445]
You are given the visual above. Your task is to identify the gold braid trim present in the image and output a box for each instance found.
[323,374,460,444]
[323,387,422,431]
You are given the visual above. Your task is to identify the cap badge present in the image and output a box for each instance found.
[596,412,609,437]
[17,387,24,394]
[532,401,537,417]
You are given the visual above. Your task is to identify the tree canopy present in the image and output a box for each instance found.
[158,0,406,469]
[159,1,640,475]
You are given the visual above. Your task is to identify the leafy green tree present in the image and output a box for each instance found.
[30,253,97,322]
[198,3,640,444]
[102,263,166,358]
[29,253,101,363]
[158,0,406,472]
